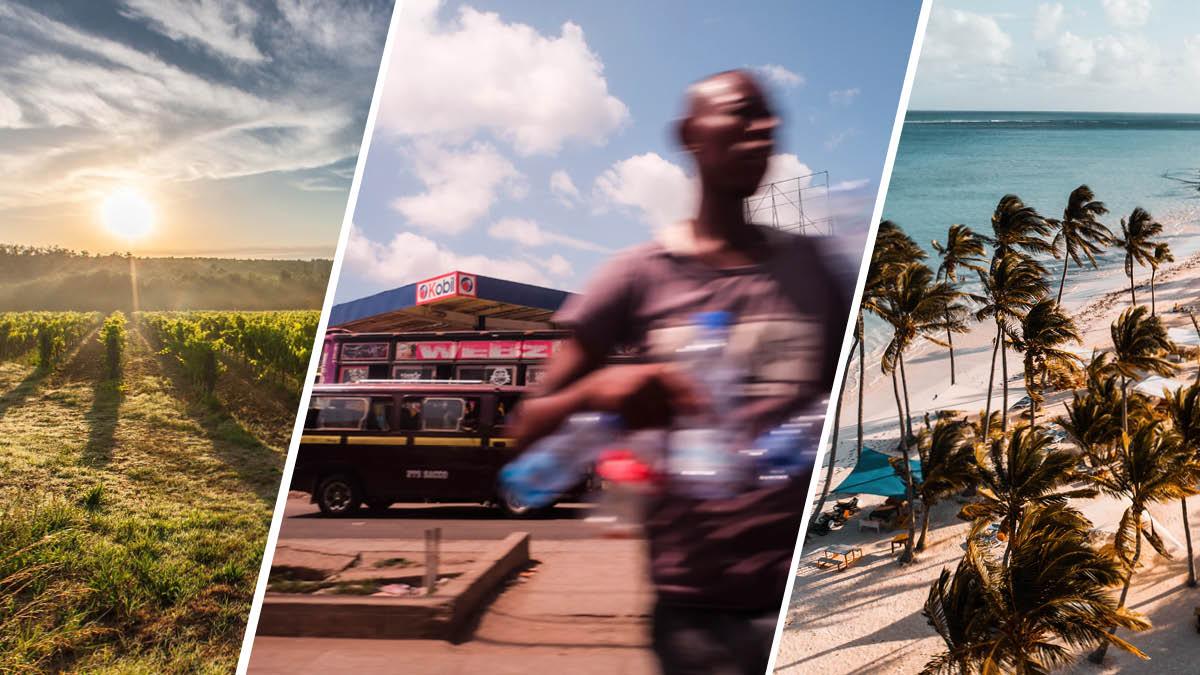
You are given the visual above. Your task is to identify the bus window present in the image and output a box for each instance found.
[309,397,369,430]
[398,399,423,430]
[364,397,395,431]
[422,398,464,431]
[495,394,521,429]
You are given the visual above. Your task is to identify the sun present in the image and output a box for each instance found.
[99,188,155,241]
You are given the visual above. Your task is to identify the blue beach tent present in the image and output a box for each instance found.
[831,448,922,497]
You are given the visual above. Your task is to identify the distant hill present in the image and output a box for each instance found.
[0,245,333,310]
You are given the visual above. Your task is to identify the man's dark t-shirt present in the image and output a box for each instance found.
[556,223,849,610]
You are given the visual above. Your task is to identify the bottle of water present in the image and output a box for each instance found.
[743,398,827,485]
[499,412,622,509]
[666,311,746,499]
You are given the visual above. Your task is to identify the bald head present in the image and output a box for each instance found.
[678,69,778,198]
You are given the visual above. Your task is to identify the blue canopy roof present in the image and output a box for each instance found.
[831,447,922,497]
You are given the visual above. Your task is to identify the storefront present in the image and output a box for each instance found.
[319,271,574,384]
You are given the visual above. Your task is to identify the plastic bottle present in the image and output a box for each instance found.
[499,412,622,509]
[665,311,747,499]
[743,398,828,485]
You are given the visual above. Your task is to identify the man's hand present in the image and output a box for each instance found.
[576,363,708,428]
[512,363,708,450]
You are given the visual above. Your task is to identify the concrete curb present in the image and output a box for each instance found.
[256,532,531,640]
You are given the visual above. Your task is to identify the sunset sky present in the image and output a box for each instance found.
[0,0,393,257]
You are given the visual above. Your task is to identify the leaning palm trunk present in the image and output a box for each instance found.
[812,342,855,526]
[1000,328,1010,433]
[1127,254,1137,306]
[891,367,917,564]
[983,328,1001,438]
[916,497,931,551]
[1057,255,1070,305]
[1151,266,1158,316]
[1122,375,1129,435]
[857,316,865,461]
[945,316,956,385]
[1091,512,1143,663]
[1191,313,1200,386]
[900,354,915,450]
[1183,497,1196,587]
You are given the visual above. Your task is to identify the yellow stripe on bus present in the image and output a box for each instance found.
[490,437,515,445]
[412,437,482,446]
[352,437,410,446]
[301,435,342,444]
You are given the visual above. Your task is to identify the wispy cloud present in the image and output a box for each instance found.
[0,1,390,213]
[753,63,805,88]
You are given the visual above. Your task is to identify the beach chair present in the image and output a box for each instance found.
[858,518,882,533]
[890,532,909,555]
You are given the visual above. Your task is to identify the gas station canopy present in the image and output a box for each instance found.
[328,271,572,333]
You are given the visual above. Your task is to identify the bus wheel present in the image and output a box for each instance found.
[497,487,546,517]
[317,474,361,516]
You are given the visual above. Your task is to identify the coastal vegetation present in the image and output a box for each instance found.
[810,183,1200,671]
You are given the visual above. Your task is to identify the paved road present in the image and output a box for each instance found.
[276,494,610,540]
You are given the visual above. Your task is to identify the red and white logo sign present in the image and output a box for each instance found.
[416,271,477,305]
[393,339,563,362]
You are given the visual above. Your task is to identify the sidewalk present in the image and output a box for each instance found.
[248,539,658,674]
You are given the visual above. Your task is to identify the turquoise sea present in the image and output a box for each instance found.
[867,110,1200,350]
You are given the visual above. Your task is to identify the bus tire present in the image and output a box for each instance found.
[316,473,361,517]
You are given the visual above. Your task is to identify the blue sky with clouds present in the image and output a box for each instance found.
[0,0,392,257]
[911,0,1200,111]
[339,0,922,301]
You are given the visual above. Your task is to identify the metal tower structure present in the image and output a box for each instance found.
[744,170,834,236]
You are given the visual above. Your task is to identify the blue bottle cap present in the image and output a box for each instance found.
[694,310,732,330]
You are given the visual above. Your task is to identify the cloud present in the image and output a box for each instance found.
[0,2,388,212]
[1032,3,1064,42]
[592,152,694,228]
[922,8,1013,70]
[540,253,573,277]
[752,64,805,88]
[549,169,581,207]
[828,87,861,106]
[390,142,525,234]
[1041,32,1158,82]
[119,0,264,63]
[345,225,552,288]
[379,1,629,156]
[594,152,814,229]
[830,178,871,192]
[825,128,856,150]
[488,217,609,253]
[1102,0,1151,29]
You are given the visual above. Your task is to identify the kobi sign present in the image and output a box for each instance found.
[416,271,477,305]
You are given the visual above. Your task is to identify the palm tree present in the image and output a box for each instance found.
[1148,241,1174,317]
[1115,207,1163,307]
[856,315,864,461]
[1110,306,1175,434]
[1052,185,1111,305]
[932,224,986,385]
[1165,383,1200,587]
[1087,421,1200,663]
[972,252,1048,437]
[1056,391,1120,468]
[913,419,976,550]
[960,425,1096,563]
[924,505,1149,674]
[879,262,967,446]
[877,261,965,563]
[989,194,1054,258]
[1013,300,1081,428]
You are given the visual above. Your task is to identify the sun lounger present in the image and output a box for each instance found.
[890,532,909,554]
[817,545,863,571]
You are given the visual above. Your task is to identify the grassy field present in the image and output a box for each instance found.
[0,316,296,672]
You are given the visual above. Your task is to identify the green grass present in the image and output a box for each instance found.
[0,321,284,672]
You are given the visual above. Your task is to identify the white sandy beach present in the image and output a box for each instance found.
[780,227,1200,673]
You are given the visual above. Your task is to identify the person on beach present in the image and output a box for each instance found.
[512,70,848,674]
